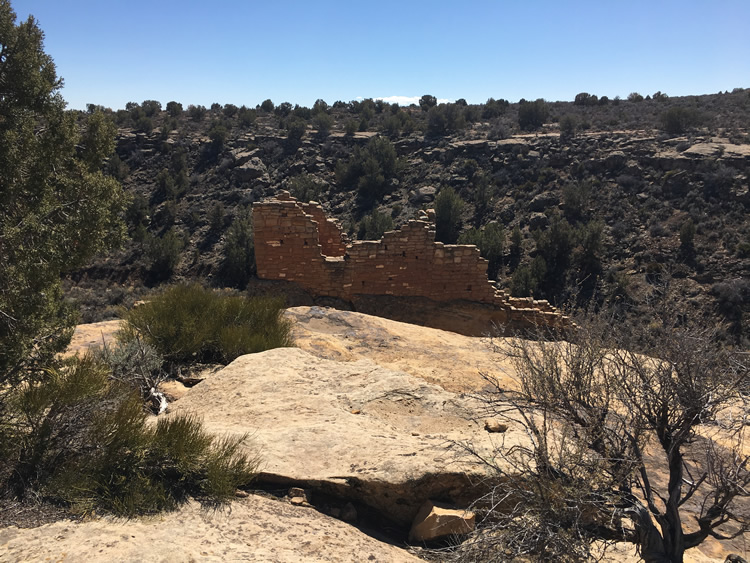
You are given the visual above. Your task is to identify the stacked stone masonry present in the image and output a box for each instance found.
[253,193,568,330]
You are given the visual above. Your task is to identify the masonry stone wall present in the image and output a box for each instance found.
[253,193,568,330]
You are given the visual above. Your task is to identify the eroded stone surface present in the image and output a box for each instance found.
[168,347,504,525]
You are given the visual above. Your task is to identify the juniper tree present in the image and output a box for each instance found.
[0,0,127,384]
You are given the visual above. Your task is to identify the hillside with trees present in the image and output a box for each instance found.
[69,89,750,344]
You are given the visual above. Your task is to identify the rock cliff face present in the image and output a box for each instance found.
[254,193,568,334]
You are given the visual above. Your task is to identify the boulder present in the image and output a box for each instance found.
[529,192,559,212]
[529,212,549,230]
[605,151,628,171]
[408,500,475,542]
[484,418,508,433]
[233,157,268,182]
[409,186,437,204]
[230,148,260,166]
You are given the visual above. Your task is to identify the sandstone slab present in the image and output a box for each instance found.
[168,347,506,525]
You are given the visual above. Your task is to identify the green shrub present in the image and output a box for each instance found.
[223,104,238,118]
[660,106,701,134]
[187,104,207,121]
[208,121,228,154]
[336,136,403,209]
[562,181,591,222]
[518,98,549,131]
[141,100,162,117]
[482,97,509,119]
[434,186,465,244]
[509,225,523,268]
[125,193,150,229]
[287,118,306,142]
[120,284,293,365]
[2,355,258,516]
[220,208,255,289]
[166,101,183,117]
[574,92,598,106]
[134,115,153,134]
[238,106,256,127]
[156,168,186,200]
[472,173,495,225]
[313,112,333,136]
[627,92,644,102]
[288,173,325,202]
[344,119,357,136]
[209,202,225,231]
[559,114,577,140]
[459,222,505,279]
[419,94,437,111]
[357,209,394,240]
[426,103,466,137]
[145,228,184,279]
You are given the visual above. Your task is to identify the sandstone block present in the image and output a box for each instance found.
[409,501,475,542]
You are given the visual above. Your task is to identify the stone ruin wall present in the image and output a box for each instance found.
[253,193,568,331]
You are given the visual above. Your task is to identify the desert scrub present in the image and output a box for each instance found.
[1,355,258,516]
[120,284,293,365]
[93,337,168,412]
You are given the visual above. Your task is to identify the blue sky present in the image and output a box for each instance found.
[12,0,750,111]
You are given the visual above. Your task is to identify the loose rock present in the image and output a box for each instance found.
[408,500,475,542]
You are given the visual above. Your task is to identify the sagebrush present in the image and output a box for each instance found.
[120,284,293,365]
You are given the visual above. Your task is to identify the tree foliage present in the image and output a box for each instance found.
[335,136,402,209]
[459,222,505,279]
[518,99,549,131]
[0,0,127,382]
[357,209,394,240]
[220,208,255,289]
[434,186,465,244]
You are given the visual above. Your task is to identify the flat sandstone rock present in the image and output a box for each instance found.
[0,495,420,563]
[169,347,505,525]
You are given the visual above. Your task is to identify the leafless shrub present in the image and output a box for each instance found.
[454,304,749,562]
